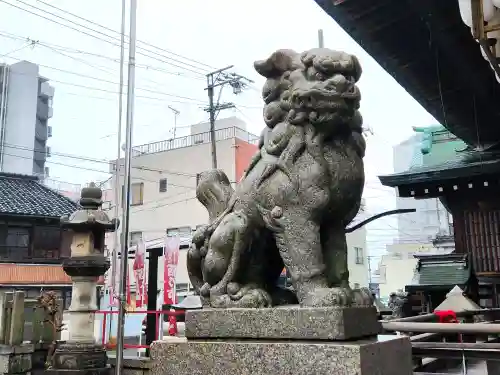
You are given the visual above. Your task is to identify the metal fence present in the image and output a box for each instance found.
[131,127,259,156]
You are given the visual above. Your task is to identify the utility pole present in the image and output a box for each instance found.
[116,0,137,373]
[318,29,324,48]
[167,105,180,138]
[205,66,253,168]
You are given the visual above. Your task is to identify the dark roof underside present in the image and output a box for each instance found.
[314,0,500,147]
[0,173,78,218]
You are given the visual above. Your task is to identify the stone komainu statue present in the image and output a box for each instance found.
[387,291,410,319]
[187,48,372,308]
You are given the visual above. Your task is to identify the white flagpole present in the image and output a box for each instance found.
[116,0,137,372]
[109,0,126,342]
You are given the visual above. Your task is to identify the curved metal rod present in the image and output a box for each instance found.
[479,40,500,78]
[345,208,416,233]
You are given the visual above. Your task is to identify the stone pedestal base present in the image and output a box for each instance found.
[46,367,111,375]
[46,342,109,375]
[150,336,413,375]
[186,306,381,340]
[0,344,33,374]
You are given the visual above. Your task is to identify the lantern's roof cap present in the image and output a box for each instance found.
[61,182,119,231]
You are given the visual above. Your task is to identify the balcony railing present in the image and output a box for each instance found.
[131,126,259,156]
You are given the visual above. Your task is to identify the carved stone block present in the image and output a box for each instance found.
[150,336,412,375]
[51,343,107,370]
[185,306,381,341]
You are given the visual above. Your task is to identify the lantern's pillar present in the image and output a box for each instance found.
[48,183,119,375]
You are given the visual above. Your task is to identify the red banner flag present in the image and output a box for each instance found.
[126,271,131,306]
[133,240,147,308]
[163,235,180,335]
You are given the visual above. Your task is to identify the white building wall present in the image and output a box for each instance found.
[108,137,237,252]
[393,134,449,243]
[376,242,453,297]
[378,258,419,298]
[190,116,247,135]
[346,226,369,288]
[0,61,53,176]
[1,61,38,174]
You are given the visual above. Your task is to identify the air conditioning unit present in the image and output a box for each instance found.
[47,126,52,138]
[46,146,51,157]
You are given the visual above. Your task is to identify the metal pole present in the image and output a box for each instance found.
[382,321,500,334]
[207,77,217,169]
[109,0,126,343]
[318,29,324,48]
[116,0,137,373]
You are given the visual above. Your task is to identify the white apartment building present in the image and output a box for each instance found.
[393,133,451,243]
[0,61,54,176]
[106,116,370,301]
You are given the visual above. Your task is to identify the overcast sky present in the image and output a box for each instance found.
[0,0,438,259]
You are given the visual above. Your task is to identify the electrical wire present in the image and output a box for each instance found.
[0,40,35,58]
[34,0,217,71]
[5,68,206,104]
[0,30,205,81]
[2,143,197,177]
[1,0,208,75]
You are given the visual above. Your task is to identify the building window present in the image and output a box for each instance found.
[32,226,61,260]
[122,182,144,206]
[354,247,364,265]
[167,226,191,237]
[159,178,168,193]
[130,231,143,246]
[0,226,30,260]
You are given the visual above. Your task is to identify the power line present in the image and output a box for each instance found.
[2,143,197,178]
[34,0,217,71]
[5,66,206,104]
[0,30,205,82]
[1,0,208,75]
[0,39,36,57]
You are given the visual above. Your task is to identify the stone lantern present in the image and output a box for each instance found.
[48,183,119,375]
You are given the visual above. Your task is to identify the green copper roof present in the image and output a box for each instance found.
[406,255,472,291]
[379,127,493,187]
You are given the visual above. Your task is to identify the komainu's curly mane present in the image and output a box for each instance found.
[254,48,365,158]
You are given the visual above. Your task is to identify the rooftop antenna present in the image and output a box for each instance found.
[318,29,325,48]
[168,105,180,138]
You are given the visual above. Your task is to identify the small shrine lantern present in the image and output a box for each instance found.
[48,183,119,375]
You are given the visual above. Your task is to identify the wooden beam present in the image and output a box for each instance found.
[471,0,485,40]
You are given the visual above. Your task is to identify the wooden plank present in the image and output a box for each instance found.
[0,292,8,344]
[471,0,485,40]
[2,292,13,345]
[8,291,25,346]
[32,304,44,344]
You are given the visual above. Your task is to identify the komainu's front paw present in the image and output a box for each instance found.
[352,287,374,307]
[302,287,353,307]
[210,287,272,308]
